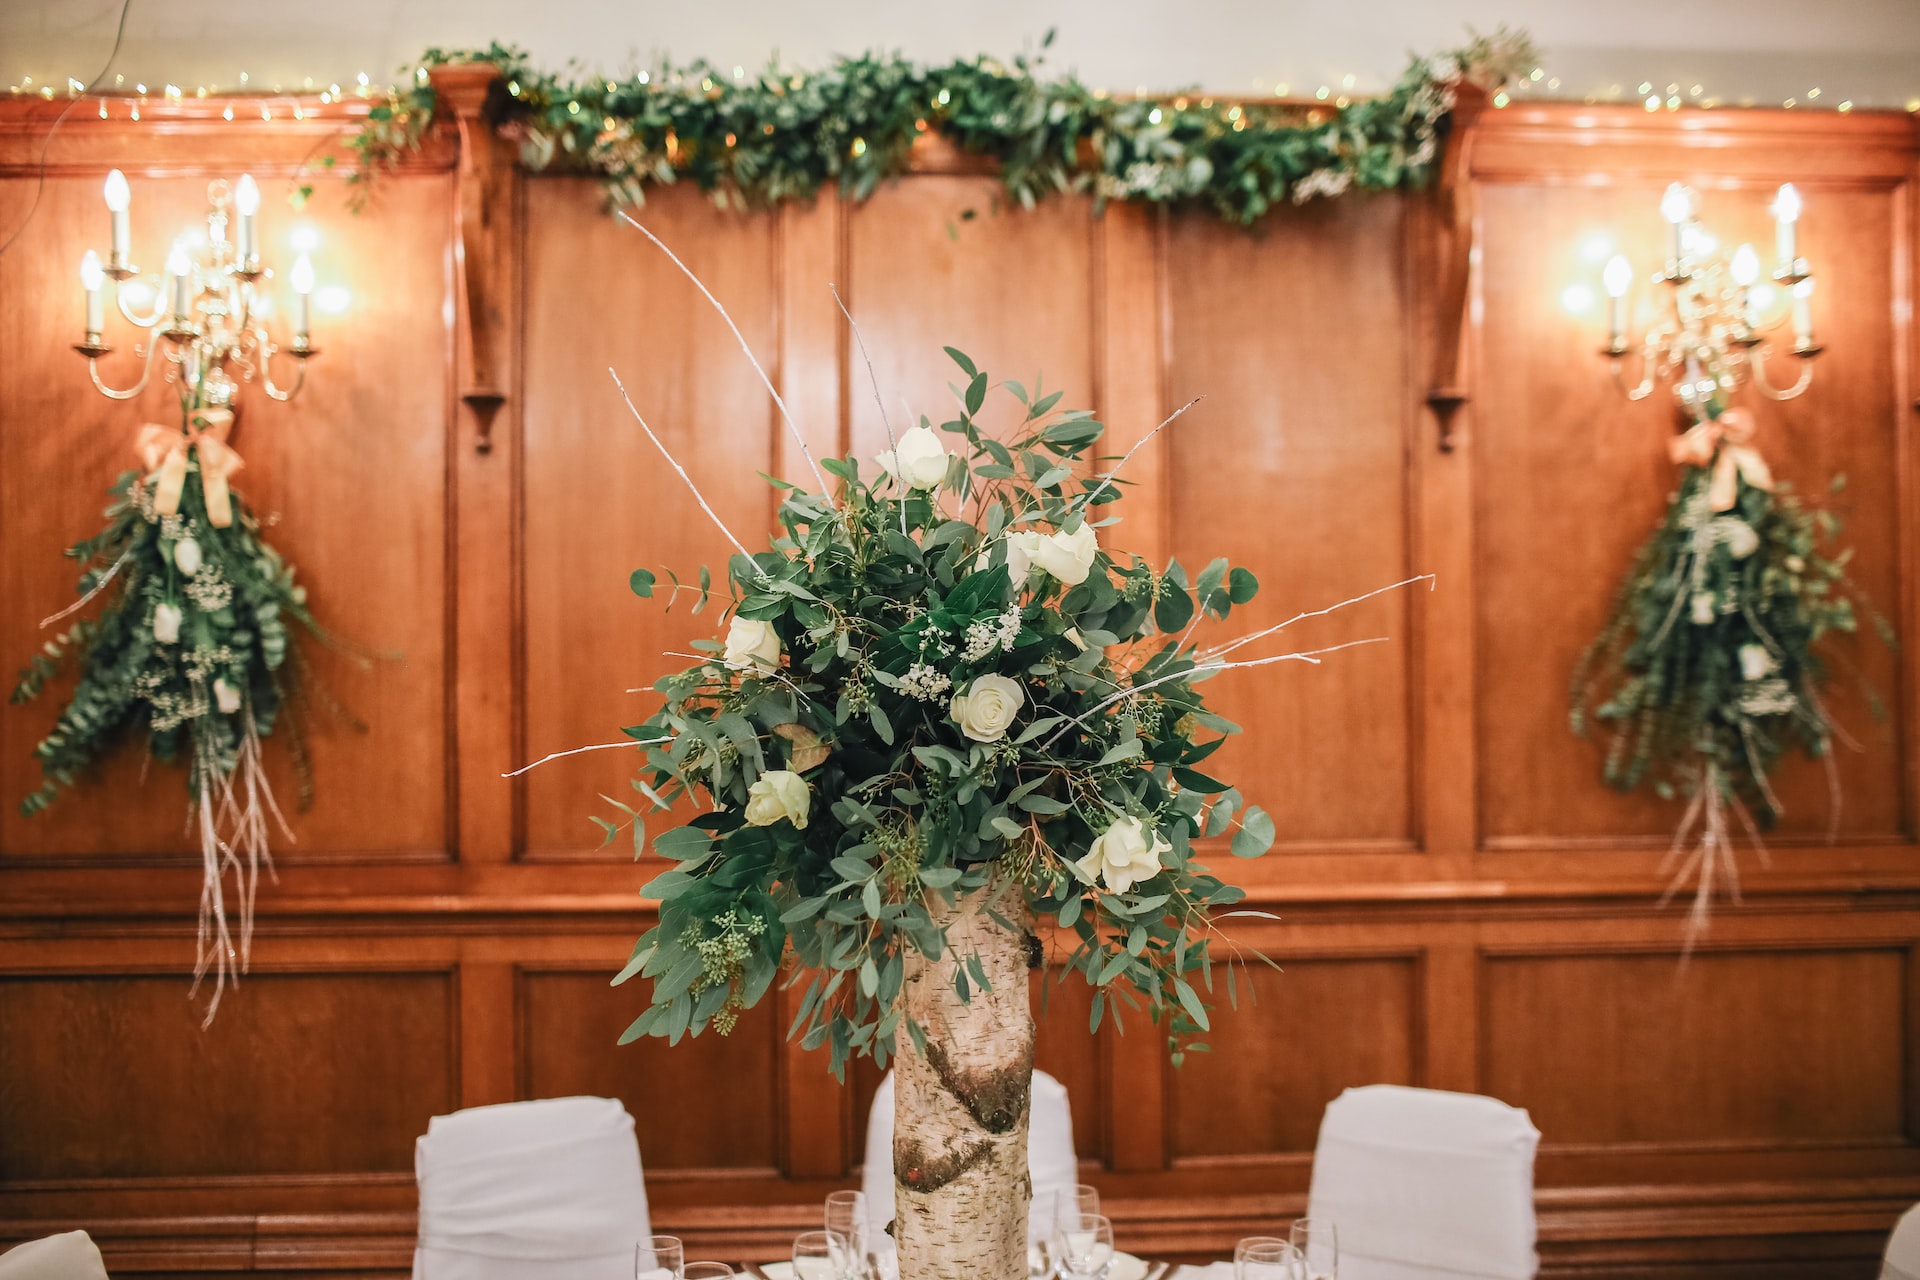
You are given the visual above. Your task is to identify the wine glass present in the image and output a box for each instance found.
[682,1266,735,1280]
[794,1229,852,1280]
[824,1190,869,1277]
[1235,1237,1300,1280]
[636,1235,685,1280]
[1052,1210,1114,1280]
[1288,1218,1337,1280]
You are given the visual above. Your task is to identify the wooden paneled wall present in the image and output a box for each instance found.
[2,83,1918,1278]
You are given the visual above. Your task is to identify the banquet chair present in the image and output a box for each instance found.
[1307,1084,1540,1280]
[412,1095,650,1280]
[861,1069,1076,1246]
[1882,1203,1920,1280]
[0,1231,109,1280]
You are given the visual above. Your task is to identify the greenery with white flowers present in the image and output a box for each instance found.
[610,348,1287,1075]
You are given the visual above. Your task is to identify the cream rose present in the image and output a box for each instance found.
[1027,523,1099,586]
[213,677,242,714]
[950,673,1026,743]
[153,602,183,644]
[723,616,782,672]
[744,770,811,828]
[975,533,1033,584]
[173,536,203,576]
[875,425,950,490]
[1739,643,1775,682]
[1077,816,1170,894]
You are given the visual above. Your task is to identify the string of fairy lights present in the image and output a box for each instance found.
[5,62,1912,118]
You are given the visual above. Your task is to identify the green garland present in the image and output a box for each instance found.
[340,28,1535,223]
[1570,413,1892,920]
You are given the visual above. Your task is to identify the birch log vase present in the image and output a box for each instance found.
[893,882,1036,1280]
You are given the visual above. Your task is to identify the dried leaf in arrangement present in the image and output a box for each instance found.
[1570,408,1893,935]
[11,405,367,1021]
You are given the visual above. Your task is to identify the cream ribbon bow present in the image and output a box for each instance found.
[135,408,244,528]
[1668,407,1773,512]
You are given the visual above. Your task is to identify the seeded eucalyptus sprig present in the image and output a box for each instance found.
[608,348,1306,1077]
[343,28,1537,224]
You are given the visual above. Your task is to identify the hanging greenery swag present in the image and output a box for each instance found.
[336,29,1535,223]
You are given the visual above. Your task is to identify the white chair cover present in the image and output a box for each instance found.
[1882,1202,1920,1280]
[412,1095,650,1280]
[1307,1085,1540,1280]
[0,1231,109,1280]
[861,1069,1077,1247]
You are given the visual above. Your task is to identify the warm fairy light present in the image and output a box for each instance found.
[1603,254,1633,298]
[1660,182,1694,225]
[103,168,130,212]
[1730,244,1760,286]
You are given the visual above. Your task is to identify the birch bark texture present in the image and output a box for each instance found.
[891,883,1036,1280]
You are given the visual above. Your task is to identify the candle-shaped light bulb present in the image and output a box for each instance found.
[291,251,314,344]
[103,167,130,264]
[1732,243,1761,329]
[1792,276,1814,346]
[1660,182,1693,270]
[1602,254,1631,347]
[80,249,104,334]
[233,173,259,265]
[1772,183,1801,273]
[166,242,193,323]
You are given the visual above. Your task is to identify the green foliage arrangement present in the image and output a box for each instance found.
[1570,408,1891,922]
[340,29,1535,224]
[605,347,1354,1078]
[10,402,357,1014]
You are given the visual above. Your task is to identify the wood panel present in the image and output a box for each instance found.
[1474,178,1907,847]
[1,93,1919,1279]
[0,969,453,1180]
[1163,196,1417,850]
[517,968,781,1173]
[1482,946,1907,1148]
[518,181,780,860]
[0,171,453,861]
[1169,954,1418,1161]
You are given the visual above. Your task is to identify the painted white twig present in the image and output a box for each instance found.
[615,211,829,496]
[1040,636,1387,750]
[610,367,761,570]
[1078,397,1203,513]
[503,738,671,778]
[39,551,130,628]
[830,284,906,536]
[1203,574,1436,660]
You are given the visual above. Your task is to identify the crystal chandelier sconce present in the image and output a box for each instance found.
[1596,181,1818,416]
[75,169,321,404]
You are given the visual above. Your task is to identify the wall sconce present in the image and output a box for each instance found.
[1593,181,1818,416]
[76,169,323,405]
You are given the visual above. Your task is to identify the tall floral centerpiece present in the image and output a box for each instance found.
[604,326,1402,1279]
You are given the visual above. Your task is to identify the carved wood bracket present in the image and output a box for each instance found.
[428,63,515,453]
[1427,83,1489,454]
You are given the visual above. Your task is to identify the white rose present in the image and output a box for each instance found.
[173,536,203,576]
[975,534,1033,584]
[1690,592,1716,626]
[744,770,811,829]
[1739,643,1775,682]
[1027,523,1099,587]
[213,677,242,714]
[874,425,950,490]
[949,673,1026,743]
[153,602,182,644]
[723,616,782,672]
[1077,816,1170,894]
[1722,520,1759,559]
